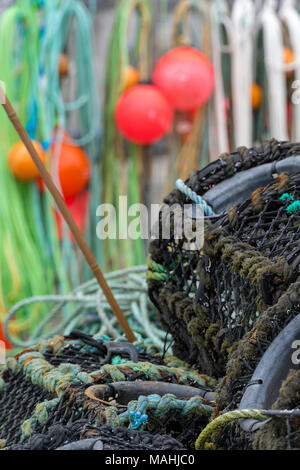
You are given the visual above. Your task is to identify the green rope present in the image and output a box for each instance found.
[279,192,294,203]
[0,439,6,449]
[105,393,213,430]
[102,0,152,271]
[0,0,99,335]
[146,256,168,281]
[0,2,61,326]
[1,337,215,441]
[21,398,60,440]
[286,200,300,215]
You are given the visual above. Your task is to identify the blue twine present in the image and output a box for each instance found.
[279,193,294,203]
[279,193,300,214]
[175,179,216,217]
[286,200,300,215]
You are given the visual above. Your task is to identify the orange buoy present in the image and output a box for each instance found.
[251,83,263,110]
[283,47,295,77]
[59,53,70,78]
[8,141,46,181]
[123,66,140,90]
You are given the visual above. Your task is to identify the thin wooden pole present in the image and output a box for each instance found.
[0,89,136,343]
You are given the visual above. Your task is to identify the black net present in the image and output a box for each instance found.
[7,422,184,450]
[0,369,52,446]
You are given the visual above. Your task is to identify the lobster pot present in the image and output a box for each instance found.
[0,333,215,450]
[148,139,300,410]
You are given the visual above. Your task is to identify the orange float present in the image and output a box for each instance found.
[52,140,90,198]
[283,47,295,78]
[8,141,46,181]
[58,53,70,78]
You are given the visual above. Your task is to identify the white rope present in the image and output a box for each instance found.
[5,266,168,350]
[261,0,288,140]
[209,0,230,158]
[231,0,255,148]
[280,0,300,141]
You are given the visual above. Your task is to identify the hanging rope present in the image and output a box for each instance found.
[170,0,212,184]
[4,266,169,350]
[0,0,100,341]
[102,0,152,271]
[0,2,65,334]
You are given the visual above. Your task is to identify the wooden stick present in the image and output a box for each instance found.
[0,89,136,343]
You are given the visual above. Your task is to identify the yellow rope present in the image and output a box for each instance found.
[195,409,268,450]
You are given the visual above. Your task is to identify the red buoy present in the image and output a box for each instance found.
[115,84,173,144]
[153,46,214,111]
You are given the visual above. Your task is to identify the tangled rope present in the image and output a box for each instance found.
[105,393,213,430]
[5,266,169,351]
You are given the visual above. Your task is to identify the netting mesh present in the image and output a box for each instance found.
[148,139,300,433]
[8,422,184,451]
[0,369,52,446]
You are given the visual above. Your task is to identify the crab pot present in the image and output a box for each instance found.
[148,139,300,413]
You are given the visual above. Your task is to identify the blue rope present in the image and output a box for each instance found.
[279,193,300,214]
[175,179,216,217]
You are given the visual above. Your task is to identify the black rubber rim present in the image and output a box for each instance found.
[202,155,300,215]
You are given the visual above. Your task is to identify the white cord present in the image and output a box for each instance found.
[261,0,288,140]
